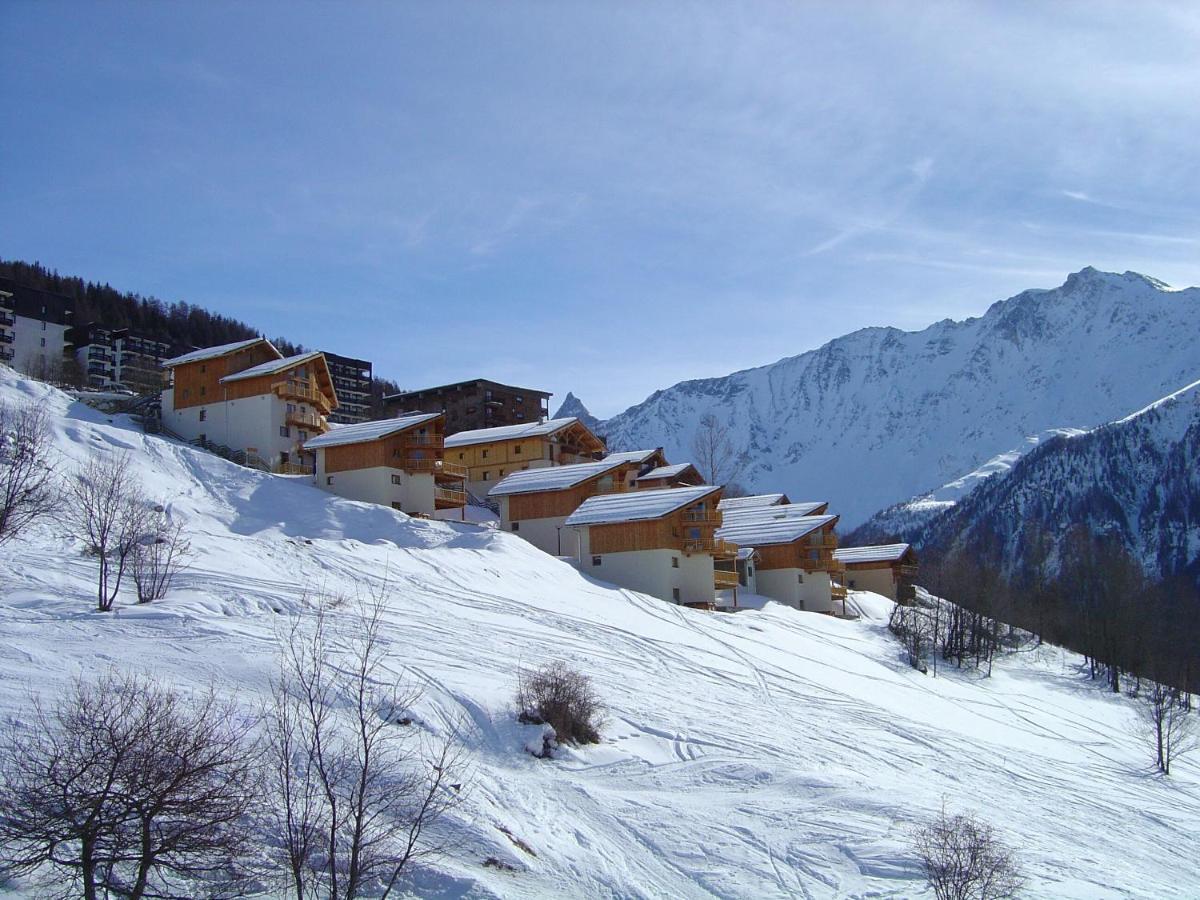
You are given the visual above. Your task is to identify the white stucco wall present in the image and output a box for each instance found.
[160,391,313,467]
[575,531,715,606]
[13,316,70,376]
[755,568,834,613]
[843,567,897,601]
[313,461,435,516]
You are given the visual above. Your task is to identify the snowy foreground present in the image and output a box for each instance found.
[1,371,1198,899]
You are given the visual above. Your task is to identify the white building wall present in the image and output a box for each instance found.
[497,497,577,556]
[843,567,897,601]
[575,530,715,606]
[313,460,435,516]
[755,567,834,613]
[160,391,312,467]
[13,316,70,376]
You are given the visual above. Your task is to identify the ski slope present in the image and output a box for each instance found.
[1,369,1198,899]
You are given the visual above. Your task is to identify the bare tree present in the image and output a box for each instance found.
[0,671,260,900]
[516,661,605,748]
[911,806,1024,900]
[690,413,745,488]
[1141,680,1197,776]
[131,504,192,603]
[64,453,152,611]
[0,400,60,546]
[267,591,463,899]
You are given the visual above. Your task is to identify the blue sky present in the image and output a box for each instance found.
[4,2,1199,416]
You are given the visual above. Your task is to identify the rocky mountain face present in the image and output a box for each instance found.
[552,391,603,433]
[587,268,1200,528]
[895,379,1200,584]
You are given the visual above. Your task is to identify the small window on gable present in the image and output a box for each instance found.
[514,444,522,455]
[200,364,206,373]
[592,555,602,566]
[482,449,489,459]
[458,452,465,461]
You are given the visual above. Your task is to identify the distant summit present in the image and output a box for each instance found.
[554,391,603,432]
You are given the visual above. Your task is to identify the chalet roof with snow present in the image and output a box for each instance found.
[717,493,790,511]
[716,514,838,549]
[565,485,722,527]
[303,413,442,450]
[637,463,696,482]
[161,338,273,368]
[603,449,663,465]
[219,351,327,383]
[719,501,829,524]
[488,459,625,497]
[444,417,583,448]
[833,544,913,565]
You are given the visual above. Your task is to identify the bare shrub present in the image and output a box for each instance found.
[64,453,152,611]
[691,413,745,487]
[911,807,1024,900]
[1140,680,1197,775]
[516,661,604,747]
[0,671,260,899]
[0,401,60,547]
[267,590,463,899]
[131,503,191,603]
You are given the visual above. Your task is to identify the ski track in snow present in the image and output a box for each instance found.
[1,370,1199,899]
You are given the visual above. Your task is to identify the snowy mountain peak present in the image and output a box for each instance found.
[553,391,602,432]
[601,269,1200,527]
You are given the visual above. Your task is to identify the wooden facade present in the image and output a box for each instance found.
[506,462,640,521]
[450,420,606,484]
[636,463,704,490]
[168,343,339,420]
[753,523,841,572]
[586,490,729,556]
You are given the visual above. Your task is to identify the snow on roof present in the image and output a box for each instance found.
[444,417,580,448]
[219,351,325,383]
[736,547,758,561]
[565,485,721,527]
[162,338,271,368]
[488,459,624,497]
[716,514,838,548]
[719,502,828,524]
[637,463,695,481]
[717,493,788,511]
[833,544,912,564]
[603,449,661,465]
[303,413,441,450]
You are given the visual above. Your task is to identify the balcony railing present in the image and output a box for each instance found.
[286,409,326,430]
[434,486,467,506]
[0,348,14,362]
[682,511,720,526]
[0,332,12,344]
[0,312,14,327]
[274,379,331,411]
[714,569,740,589]
[404,433,436,447]
[682,538,739,557]
[809,534,838,549]
[434,460,468,479]
[831,584,848,599]
[273,462,314,476]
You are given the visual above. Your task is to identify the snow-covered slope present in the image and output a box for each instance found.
[2,369,1199,898]
[598,268,1200,528]
[904,377,1200,582]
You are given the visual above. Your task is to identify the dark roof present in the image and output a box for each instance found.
[321,350,373,370]
[385,378,550,402]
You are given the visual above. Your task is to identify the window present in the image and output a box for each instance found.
[514,444,522,455]
[199,385,206,397]
[672,588,681,603]
[798,573,804,584]
[671,557,679,568]
[40,337,46,347]
[849,579,857,589]
[515,394,524,403]
[481,449,489,459]
[199,409,206,422]
[41,321,46,331]
[200,364,206,373]
[592,556,602,566]
[391,502,403,511]
[182,388,190,400]
[327,476,334,485]
[392,474,402,485]
[287,403,295,413]
[458,452,465,461]
[299,430,308,441]
[280,426,290,437]
[748,566,754,577]
[482,471,490,481]
[511,522,520,532]
[485,389,493,400]
[499,469,505,477]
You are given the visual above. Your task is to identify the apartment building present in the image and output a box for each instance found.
[160,338,338,473]
[715,511,843,613]
[304,412,467,518]
[71,323,173,393]
[0,279,74,376]
[564,485,729,608]
[833,544,919,603]
[322,351,373,425]
[384,378,551,434]
[444,416,606,497]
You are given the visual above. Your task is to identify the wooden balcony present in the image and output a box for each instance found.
[434,460,468,480]
[714,569,740,589]
[404,433,437,447]
[434,485,467,508]
[274,379,332,412]
[681,511,720,526]
[273,462,314,476]
[683,538,739,557]
[831,584,848,599]
[286,409,327,431]
[808,534,838,550]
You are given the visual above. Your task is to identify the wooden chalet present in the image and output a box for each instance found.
[161,339,338,473]
[833,544,919,603]
[304,412,468,518]
[564,485,732,608]
[636,462,705,490]
[444,416,607,497]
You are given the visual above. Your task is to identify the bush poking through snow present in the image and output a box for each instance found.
[0,400,60,547]
[516,661,604,747]
[0,671,260,899]
[911,807,1024,900]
